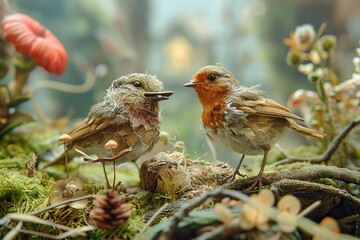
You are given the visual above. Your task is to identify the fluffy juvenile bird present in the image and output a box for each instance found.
[184,64,326,189]
[43,73,173,170]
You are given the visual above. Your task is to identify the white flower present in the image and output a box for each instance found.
[298,63,314,75]
[294,24,315,49]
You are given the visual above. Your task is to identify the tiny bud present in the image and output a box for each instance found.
[59,134,71,142]
[319,35,337,52]
[105,140,118,149]
[286,50,302,67]
[308,72,320,82]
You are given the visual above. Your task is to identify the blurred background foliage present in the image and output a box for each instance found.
[3,0,360,165]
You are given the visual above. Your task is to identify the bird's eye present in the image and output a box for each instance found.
[207,74,216,81]
[133,81,142,88]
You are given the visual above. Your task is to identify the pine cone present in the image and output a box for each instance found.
[90,190,132,230]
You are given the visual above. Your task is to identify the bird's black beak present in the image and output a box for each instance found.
[143,91,173,101]
[183,80,197,87]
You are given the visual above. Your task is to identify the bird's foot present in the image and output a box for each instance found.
[246,177,262,191]
[245,174,270,191]
[222,169,247,184]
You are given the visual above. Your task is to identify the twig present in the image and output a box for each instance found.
[3,221,22,240]
[1,194,96,239]
[4,224,92,239]
[159,188,226,240]
[274,118,360,165]
[1,214,93,236]
[227,165,360,191]
[30,194,96,215]
[297,200,321,218]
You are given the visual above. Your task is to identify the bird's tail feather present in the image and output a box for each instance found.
[288,119,326,139]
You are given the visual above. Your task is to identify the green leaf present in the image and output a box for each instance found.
[9,97,31,108]
[0,112,34,138]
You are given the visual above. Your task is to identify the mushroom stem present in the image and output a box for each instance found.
[102,163,111,189]
[10,54,36,98]
[111,149,116,189]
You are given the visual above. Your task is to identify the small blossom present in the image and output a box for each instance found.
[276,195,301,233]
[238,189,274,231]
[298,63,314,75]
[277,195,301,215]
[313,217,340,240]
[293,24,316,50]
[214,203,233,225]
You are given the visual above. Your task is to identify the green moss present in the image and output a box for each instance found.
[0,169,53,217]
[0,123,60,169]
[98,214,145,240]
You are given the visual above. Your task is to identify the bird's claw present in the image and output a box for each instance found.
[222,170,247,184]
[246,177,262,191]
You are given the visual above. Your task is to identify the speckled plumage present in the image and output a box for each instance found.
[49,73,172,166]
[185,65,326,188]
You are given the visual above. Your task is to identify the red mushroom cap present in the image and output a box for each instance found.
[2,13,68,75]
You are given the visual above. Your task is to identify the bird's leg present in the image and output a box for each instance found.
[247,144,270,191]
[223,155,246,183]
[102,162,111,189]
[234,155,247,177]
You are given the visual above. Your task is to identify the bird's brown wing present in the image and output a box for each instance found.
[67,117,114,142]
[235,98,304,121]
[67,103,127,142]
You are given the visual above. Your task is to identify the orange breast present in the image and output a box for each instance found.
[201,102,226,130]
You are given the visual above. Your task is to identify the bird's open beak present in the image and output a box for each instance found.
[183,80,197,87]
[143,91,173,101]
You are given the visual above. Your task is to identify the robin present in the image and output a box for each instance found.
[42,73,173,185]
[184,64,326,189]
